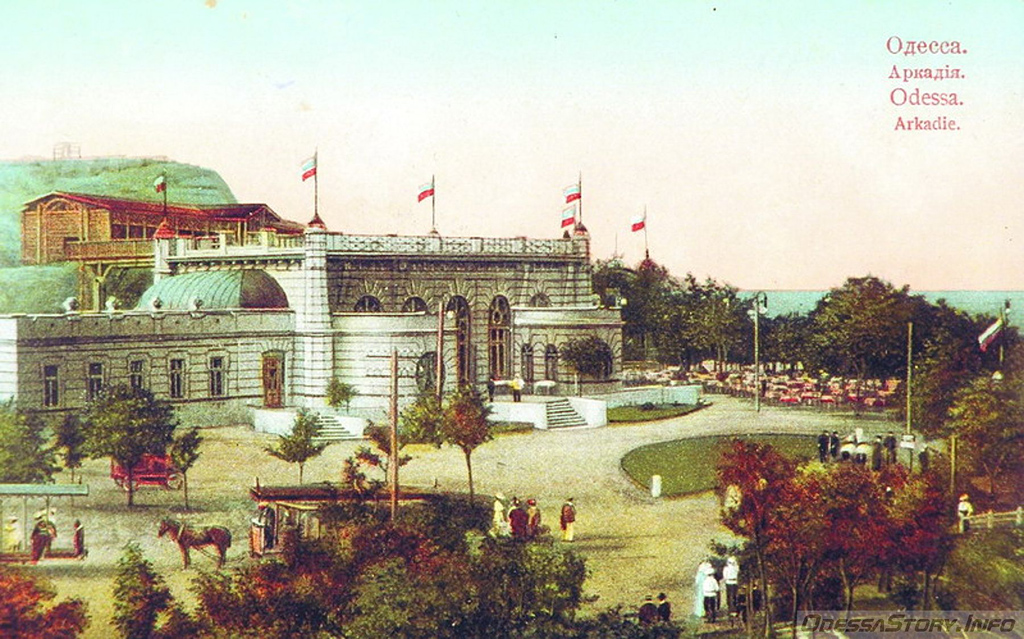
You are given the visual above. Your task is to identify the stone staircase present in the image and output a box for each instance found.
[312,413,362,442]
[545,398,588,429]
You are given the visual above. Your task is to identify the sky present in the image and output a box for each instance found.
[0,0,1021,290]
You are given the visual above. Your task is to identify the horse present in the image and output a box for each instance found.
[158,518,232,569]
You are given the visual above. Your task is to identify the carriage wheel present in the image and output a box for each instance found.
[166,473,184,490]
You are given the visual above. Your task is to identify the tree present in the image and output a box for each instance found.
[401,391,445,447]
[718,440,797,638]
[326,377,358,412]
[112,543,172,639]
[55,413,87,483]
[560,335,614,381]
[82,386,177,507]
[168,428,203,510]
[0,403,58,483]
[806,276,930,386]
[0,568,88,638]
[442,386,493,501]
[947,375,1024,498]
[265,410,327,484]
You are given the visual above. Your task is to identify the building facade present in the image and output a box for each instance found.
[2,209,623,425]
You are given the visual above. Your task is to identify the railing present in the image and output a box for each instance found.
[325,234,586,258]
[64,239,154,261]
[962,507,1024,532]
[170,231,586,260]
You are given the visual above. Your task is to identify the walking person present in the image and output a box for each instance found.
[559,497,576,542]
[491,493,509,537]
[957,494,974,533]
[829,431,840,460]
[638,595,658,626]
[72,519,86,559]
[511,376,524,402]
[693,559,713,617]
[883,431,898,465]
[657,592,672,623]
[3,516,21,553]
[508,497,529,540]
[723,556,740,615]
[486,375,496,402]
[817,431,829,463]
[702,570,721,623]
[526,499,541,538]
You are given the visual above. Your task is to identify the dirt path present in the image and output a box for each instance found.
[34,395,873,636]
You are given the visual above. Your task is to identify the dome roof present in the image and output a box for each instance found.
[136,270,289,310]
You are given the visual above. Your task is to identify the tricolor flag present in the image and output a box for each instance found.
[153,175,167,193]
[564,183,581,204]
[301,155,317,181]
[561,206,576,228]
[978,318,1003,352]
[418,179,435,202]
[631,210,646,232]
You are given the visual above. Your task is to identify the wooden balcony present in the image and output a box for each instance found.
[64,239,154,263]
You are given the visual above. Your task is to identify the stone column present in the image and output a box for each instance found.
[295,227,333,407]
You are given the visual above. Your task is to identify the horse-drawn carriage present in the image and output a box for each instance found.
[111,454,183,491]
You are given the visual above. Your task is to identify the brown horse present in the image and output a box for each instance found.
[158,518,231,569]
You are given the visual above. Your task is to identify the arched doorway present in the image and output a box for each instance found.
[488,296,511,379]
[446,296,471,385]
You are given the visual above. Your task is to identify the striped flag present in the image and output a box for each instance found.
[978,318,1003,352]
[153,175,167,193]
[561,206,576,228]
[301,154,317,181]
[631,210,646,232]
[564,183,581,204]
[418,179,435,202]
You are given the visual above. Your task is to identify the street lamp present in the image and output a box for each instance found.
[748,292,768,413]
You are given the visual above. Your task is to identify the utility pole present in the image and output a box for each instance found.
[751,292,767,413]
[389,350,399,520]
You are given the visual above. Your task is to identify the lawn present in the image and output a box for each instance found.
[620,434,817,497]
[607,402,704,423]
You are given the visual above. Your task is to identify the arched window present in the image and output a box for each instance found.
[402,297,428,312]
[521,344,534,383]
[446,296,471,385]
[354,295,382,312]
[544,344,559,381]
[415,352,444,394]
[488,296,511,379]
[529,293,551,307]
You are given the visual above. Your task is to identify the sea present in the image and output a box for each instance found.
[737,291,1022,319]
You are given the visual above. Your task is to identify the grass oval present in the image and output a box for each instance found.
[620,434,817,497]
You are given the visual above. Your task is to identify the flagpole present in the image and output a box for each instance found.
[577,172,583,226]
[643,206,649,259]
[314,149,319,222]
[999,299,1009,366]
[162,177,167,218]
[431,174,436,234]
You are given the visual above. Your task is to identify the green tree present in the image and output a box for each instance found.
[806,276,931,397]
[168,428,203,510]
[442,386,493,500]
[112,543,172,639]
[0,403,57,483]
[55,413,87,483]
[265,410,327,484]
[0,567,88,638]
[947,375,1024,498]
[762,313,812,375]
[326,377,358,412]
[82,386,177,507]
[401,391,445,447]
[560,335,614,380]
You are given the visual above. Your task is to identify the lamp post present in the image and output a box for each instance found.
[749,292,768,413]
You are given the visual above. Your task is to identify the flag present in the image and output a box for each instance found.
[978,318,1003,352]
[153,175,166,193]
[564,183,581,204]
[301,155,317,181]
[561,206,576,228]
[418,179,435,202]
[631,211,646,232]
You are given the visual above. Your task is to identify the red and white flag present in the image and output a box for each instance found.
[561,206,576,228]
[301,155,317,181]
[631,210,646,232]
[564,183,581,204]
[418,179,435,202]
[978,318,1003,352]
[153,175,167,193]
